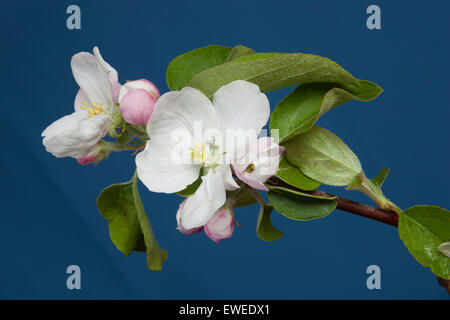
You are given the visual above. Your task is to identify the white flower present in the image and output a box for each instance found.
[42,47,120,158]
[136,80,270,229]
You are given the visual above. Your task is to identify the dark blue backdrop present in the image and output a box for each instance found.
[1,0,449,299]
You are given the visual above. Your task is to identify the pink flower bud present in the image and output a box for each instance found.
[119,79,160,125]
[176,199,204,234]
[204,207,234,243]
[76,141,109,165]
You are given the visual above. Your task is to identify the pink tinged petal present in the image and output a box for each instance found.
[119,89,156,125]
[204,207,235,243]
[234,166,269,191]
[42,112,110,158]
[176,199,204,234]
[177,170,227,230]
[232,137,283,191]
[136,79,160,99]
[76,141,110,165]
[119,79,160,102]
[76,154,97,165]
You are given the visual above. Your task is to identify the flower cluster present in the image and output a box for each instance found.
[42,47,283,243]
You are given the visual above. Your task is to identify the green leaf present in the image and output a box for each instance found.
[285,126,362,186]
[177,176,202,197]
[270,81,382,143]
[371,168,390,187]
[398,205,450,279]
[230,189,257,208]
[267,186,337,221]
[97,173,168,270]
[97,181,146,255]
[188,52,362,99]
[166,45,232,91]
[256,205,284,241]
[225,45,256,62]
[276,155,320,191]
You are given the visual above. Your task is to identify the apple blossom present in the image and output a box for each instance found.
[233,137,284,191]
[204,206,234,243]
[136,80,270,230]
[119,79,160,125]
[42,47,120,158]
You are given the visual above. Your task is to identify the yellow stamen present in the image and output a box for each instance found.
[244,163,256,173]
[80,101,106,118]
[190,142,209,162]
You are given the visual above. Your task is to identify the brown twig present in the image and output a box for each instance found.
[303,189,399,227]
[268,177,399,227]
[268,177,450,294]
[438,276,450,294]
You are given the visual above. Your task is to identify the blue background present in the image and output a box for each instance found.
[0,0,449,299]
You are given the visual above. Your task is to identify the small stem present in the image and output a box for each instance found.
[247,187,267,207]
[106,142,143,152]
[226,184,249,207]
[127,125,149,141]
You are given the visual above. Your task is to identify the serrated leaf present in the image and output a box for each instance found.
[188,52,361,99]
[285,126,362,186]
[97,173,168,270]
[276,155,320,191]
[267,186,337,221]
[256,205,284,241]
[166,45,232,91]
[270,81,382,143]
[398,205,450,279]
[371,168,390,187]
[225,45,256,62]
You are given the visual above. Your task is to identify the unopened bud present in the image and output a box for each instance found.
[76,140,110,165]
[119,79,160,125]
[204,206,234,243]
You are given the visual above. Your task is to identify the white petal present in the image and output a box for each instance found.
[136,140,202,193]
[71,51,114,112]
[93,47,120,103]
[74,89,91,112]
[135,87,219,193]
[220,165,239,191]
[42,112,110,158]
[213,80,270,134]
[178,169,227,229]
[148,87,219,138]
[93,47,118,83]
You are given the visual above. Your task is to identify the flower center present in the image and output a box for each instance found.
[190,141,223,168]
[80,101,106,118]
